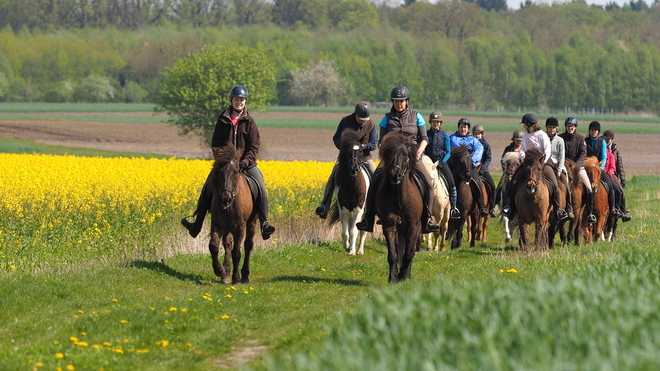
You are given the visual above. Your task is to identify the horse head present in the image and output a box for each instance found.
[339,129,364,178]
[448,145,472,184]
[211,144,243,209]
[584,156,601,193]
[522,147,544,194]
[380,132,413,185]
[501,151,521,182]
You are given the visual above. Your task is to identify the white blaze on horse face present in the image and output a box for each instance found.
[353,145,360,151]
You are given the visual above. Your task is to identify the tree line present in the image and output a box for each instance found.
[0,0,660,113]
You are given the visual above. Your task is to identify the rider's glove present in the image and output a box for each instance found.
[621,179,626,188]
[239,161,248,171]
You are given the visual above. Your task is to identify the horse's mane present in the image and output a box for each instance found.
[450,144,470,157]
[584,156,599,170]
[502,151,520,166]
[379,132,415,167]
[212,143,241,166]
[340,128,361,153]
[522,147,543,167]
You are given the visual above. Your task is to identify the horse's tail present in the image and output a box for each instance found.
[327,200,340,226]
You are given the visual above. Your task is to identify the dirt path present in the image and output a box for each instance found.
[1,114,657,175]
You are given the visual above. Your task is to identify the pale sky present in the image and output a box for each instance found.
[370,0,636,11]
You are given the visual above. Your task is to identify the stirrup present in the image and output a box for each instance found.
[356,219,373,233]
[450,208,461,220]
[315,205,327,219]
[587,214,596,224]
[556,208,569,221]
[423,218,441,233]
[501,206,511,217]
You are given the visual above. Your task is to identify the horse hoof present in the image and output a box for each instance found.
[222,277,232,284]
[241,278,250,284]
[349,252,356,256]
[505,237,512,243]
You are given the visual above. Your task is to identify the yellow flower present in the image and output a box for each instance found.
[55,353,64,359]
[507,268,518,273]
[221,315,230,319]
[67,365,75,371]
[157,340,170,347]
[120,320,128,323]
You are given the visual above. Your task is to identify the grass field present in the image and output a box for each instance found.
[1,104,660,370]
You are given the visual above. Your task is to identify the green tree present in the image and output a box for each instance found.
[154,43,277,142]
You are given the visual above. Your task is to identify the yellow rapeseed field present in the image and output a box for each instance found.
[0,154,333,271]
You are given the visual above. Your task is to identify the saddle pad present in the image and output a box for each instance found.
[243,173,260,203]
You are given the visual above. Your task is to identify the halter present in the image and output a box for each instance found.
[347,145,362,177]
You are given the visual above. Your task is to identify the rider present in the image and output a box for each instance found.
[500,129,524,171]
[424,111,460,219]
[559,116,596,224]
[449,118,488,217]
[585,121,621,219]
[501,113,568,221]
[181,85,276,240]
[602,130,632,222]
[356,86,441,234]
[545,117,574,219]
[471,124,498,217]
[315,101,378,219]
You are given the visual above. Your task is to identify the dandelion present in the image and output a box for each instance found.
[170,307,177,311]
[157,340,170,347]
[112,299,118,302]
[69,337,78,342]
[507,268,518,273]
[225,294,232,298]
[67,365,75,371]
[120,320,128,323]
[221,315,230,319]
[55,353,64,359]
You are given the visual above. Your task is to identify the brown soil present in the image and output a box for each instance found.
[1,113,657,175]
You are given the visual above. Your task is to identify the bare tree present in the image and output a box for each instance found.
[287,60,347,106]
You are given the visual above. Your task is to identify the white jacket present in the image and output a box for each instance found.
[520,129,552,164]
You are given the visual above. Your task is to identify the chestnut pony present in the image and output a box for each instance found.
[375,132,423,283]
[208,144,258,284]
[514,147,551,251]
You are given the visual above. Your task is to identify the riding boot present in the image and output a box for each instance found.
[586,191,596,224]
[315,186,333,219]
[356,168,381,233]
[450,186,460,219]
[181,181,211,238]
[608,189,620,218]
[552,186,568,221]
[422,194,441,234]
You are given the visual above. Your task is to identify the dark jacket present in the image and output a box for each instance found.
[211,107,260,169]
[332,114,378,160]
[610,142,626,182]
[559,131,587,169]
[477,137,492,174]
[425,128,450,163]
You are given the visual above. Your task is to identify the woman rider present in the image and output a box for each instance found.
[356,86,441,233]
[585,120,621,219]
[424,111,460,219]
[545,117,573,219]
[449,118,488,217]
[559,117,596,224]
[471,124,497,217]
[501,113,568,221]
[181,85,276,240]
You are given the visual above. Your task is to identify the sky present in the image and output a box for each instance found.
[370,0,636,11]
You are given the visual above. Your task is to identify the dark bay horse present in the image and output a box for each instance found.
[447,145,479,250]
[209,144,258,284]
[548,159,575,248]
[375,132,422,283]
[497,151,521,243]
[515,147,551,251]
[328,128,369,255]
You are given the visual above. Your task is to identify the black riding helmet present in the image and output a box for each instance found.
[588,121,601,132]
[229,85,249,98]
[545,117,559,127]
[457,117,471,128]
[390,86,410,100]
[521,113,538,125]
[565,116,578,126]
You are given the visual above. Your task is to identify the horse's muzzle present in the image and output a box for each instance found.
[526,179,537,194]
[219,190,236,209]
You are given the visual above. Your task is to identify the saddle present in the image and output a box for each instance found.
[411,171,427,200]
[600,179,610,194]
[242,172,260,204]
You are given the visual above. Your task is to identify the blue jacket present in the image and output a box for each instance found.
[450,132,483,168]
[585,136,607,170]
[425,128,451,163]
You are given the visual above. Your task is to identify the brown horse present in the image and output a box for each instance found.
[474,177,491,243]
[584,157,609,243]
[328,128,369,255]
[567,158,587,246]
[208,144,258,284]
[547,161,570,249]
[515,147,552,251]
[375,132,423,283]
[496,151,522,243]
[447,145,479,250]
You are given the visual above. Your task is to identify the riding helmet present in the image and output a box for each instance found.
[565,116,578,126]
[390,86,410,100]
[472,125,484,134]
[521,113,538,125]
[588,121,601,132]
[229,85,249,98]
[429,111,443,122]
[545,117,559,127]
[457,117,471,128]
[355,101,371,120]
[512,130,524,141]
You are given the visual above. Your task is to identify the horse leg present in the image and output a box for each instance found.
[450,219,463,250]
[220,234,233,284]
[504,216,512,243]
[356,207,367,255]
[209,231,225,278]
[519,223,529,251]
[399,227,419,281]
[383,227,399,284]
[339,208,351,253]
[240,221,256,284]
[536,221,548,251]
[469,214,478,247]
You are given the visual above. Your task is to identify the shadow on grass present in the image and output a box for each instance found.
[268,275,366,286]
[129,260,207,283]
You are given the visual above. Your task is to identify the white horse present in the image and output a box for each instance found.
[422,156,451,251]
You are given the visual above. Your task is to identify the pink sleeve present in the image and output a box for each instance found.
[604,149,615,177]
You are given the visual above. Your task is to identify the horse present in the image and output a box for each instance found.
[514,147,552,251]
[422,156,450,251]
[446,145,480,250]
[375,132,423,283]
[496,151,521,243]
[208,144,258,284]
[327,128,370,255]
[474,172,491,243]
[546,161,570,249]
[583,157,609,243]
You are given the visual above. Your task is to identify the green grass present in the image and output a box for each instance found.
[0,137,178,158]
[1,175,658,370]
[0,102,156,113]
